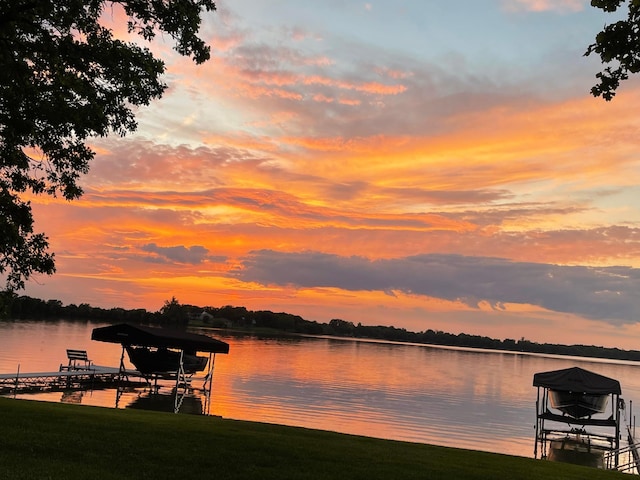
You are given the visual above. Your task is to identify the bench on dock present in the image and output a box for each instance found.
[60,349,93,371]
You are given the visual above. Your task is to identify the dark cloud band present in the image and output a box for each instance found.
[232,250,640,325]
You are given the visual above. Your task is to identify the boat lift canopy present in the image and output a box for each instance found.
[533,366,623,465]
[91,323,229,354]
[533,366,621,395]
[91,323,229,414]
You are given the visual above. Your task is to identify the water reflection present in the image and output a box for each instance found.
[206,333,540,455]
[128,390,204,415]
[2,320,640,460]
[60,389,84,405]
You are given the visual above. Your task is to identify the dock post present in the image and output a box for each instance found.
[631,400,634,438]
[13,364,19,397]
[534,386,539,458]
[615,394,621,468]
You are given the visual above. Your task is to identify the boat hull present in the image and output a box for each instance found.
[125,346,208,375]
[549,390,608,418]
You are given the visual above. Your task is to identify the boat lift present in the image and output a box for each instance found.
[91,323,229,414]
[533,366,623,469]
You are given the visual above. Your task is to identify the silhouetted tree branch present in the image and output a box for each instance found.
[0,0,215,290]
[586,0,640,100]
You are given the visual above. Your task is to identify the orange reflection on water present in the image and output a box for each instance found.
[0,321,123,373]
[207,333,540,453]
[5,322,640,460]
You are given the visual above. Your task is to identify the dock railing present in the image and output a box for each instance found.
[603,425,640,474]
[604,444,638,473]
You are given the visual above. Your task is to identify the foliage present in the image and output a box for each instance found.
[0,0,215,291]
[159,296,185,323]
[158,296,208,324]
[587,0,640,100]
[329,318,356,336]
[4,294,152,322]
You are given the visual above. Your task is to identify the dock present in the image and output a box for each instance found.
[0,365,146,395]
[1,335,226,415]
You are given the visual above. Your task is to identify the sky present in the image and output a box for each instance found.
[20,0,640,349]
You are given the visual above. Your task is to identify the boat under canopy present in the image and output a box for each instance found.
[124,345,209,375]
[533,366,621,419]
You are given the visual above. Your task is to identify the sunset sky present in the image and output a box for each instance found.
[21,0,640,349]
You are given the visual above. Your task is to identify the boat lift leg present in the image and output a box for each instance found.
[202,353,215,415]
[174,350,187,414]
[115,345,127,407]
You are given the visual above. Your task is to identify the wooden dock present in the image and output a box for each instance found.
[0,365,146,395]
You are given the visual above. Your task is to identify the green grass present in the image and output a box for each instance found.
[0,397,628,480]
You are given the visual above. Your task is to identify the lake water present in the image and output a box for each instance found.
[2,320,640,460]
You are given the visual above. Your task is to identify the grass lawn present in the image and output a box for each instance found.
[0,397,629,479]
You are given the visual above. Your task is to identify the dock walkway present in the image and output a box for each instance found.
[0,365,145,394]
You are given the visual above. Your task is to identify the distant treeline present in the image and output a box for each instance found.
[3,294,640,362]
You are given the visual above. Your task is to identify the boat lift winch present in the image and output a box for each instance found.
[91,323,229,414]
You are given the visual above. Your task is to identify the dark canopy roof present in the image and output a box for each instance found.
[533,366,621,395]
[91,323,229,354]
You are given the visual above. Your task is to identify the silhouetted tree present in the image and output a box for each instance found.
[160,296,188,324]
[328,318,355,336]
[0,0,215,290]
[587,0,640,100]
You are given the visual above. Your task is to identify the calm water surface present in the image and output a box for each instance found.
[2,320,640,459]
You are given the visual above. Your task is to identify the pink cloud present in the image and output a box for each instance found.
[312,93,334,103]
[503,0,585,13]
[211,33,245,52]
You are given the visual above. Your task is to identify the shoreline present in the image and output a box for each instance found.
[0,396,628,479]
